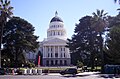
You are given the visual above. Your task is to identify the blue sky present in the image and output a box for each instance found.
[11,0,119,41]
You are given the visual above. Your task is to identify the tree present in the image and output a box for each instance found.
[91,9,108,72]
[67,16,100,68]
[114,0,120,4]
[2,17,39,67]
[0,0,13,68]
[105,26,120,64]
[105,14,120,65]
[76,60,83,68]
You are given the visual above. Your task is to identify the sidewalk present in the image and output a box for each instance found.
[47,72,120,78]
[47,72,100,76]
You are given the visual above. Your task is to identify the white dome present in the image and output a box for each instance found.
[47,12,67,40]
[50,11,63,23]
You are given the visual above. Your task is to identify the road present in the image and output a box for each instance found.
[0,72,119,79]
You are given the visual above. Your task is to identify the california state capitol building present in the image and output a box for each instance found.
[26,11,71,66]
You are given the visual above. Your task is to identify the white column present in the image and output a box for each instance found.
[45,46,47,58]
[58,46,60,58]
[53,46,55,58]
[55,31,56,36]
[43,46,45,58]
[63,60,64,65]
[51,46,52,58]
[53,46,55,65]
[48,46,51,58]
[64,47,67,58]
[58,46,60,65]
[67,48,70,58]
[47,31,48,37]
[62,46,63,58]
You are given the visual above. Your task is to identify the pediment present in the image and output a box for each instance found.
[43,38,67,45]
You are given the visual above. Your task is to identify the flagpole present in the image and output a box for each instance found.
[38,56,40,67]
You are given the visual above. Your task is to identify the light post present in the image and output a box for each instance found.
[8,59,10,62]
[3,59,6,67]
[8,58,10,67]
[22,64,24,67]
[95,58,97,71]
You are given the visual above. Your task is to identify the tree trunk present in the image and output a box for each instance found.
[90,52,95,70]
[0,12,7,68]
[0,22,4,68]
[90,30,95,71]
[99,34,104,73]
[15,48,19,68]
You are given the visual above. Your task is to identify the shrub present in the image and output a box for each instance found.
[77,61,83,68]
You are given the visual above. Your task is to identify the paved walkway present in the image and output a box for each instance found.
[47,72,120,78]
[48,72,99,75]
[0,72,120,79]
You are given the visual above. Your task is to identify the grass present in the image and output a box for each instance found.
[35,67,68,71]
[87,66,101,71]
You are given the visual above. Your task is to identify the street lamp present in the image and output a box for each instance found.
[8,59,10,62]
[3,59,6,67]
[95,58,97,71]
[22,64,24,67]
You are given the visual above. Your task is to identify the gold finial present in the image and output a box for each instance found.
[55,11,58,16]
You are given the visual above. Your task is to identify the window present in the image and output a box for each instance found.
[55,60,58,65]
[61,48,62,51]
[51,48,52,51]
[51,53,53,57]
[64,60,67,65]
[55,53,58,57]
[51,25,52,28]
[60,60,62,65]
[64,53,65,57]
[51,60,53,65]
[48,53,49,57]
[64,48,65,51]
[46,60,49,66]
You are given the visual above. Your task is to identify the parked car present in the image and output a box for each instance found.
[0,68,5,75]
[60,68,78,75]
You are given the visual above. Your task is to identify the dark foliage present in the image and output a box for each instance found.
[67,16,100,67]
[105,15,120,64]
[2,16,39,67]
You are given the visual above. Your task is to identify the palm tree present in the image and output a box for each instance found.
[0,0,13,68]
[114,0,120,4]
[91,9,107,32]
[91,9,108,73]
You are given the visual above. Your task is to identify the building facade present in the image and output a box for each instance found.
[40,11,71,66]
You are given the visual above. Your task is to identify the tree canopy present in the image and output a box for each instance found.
[0,0,13,68]
[114,0,120,4]
[105,14,120,65]
[2,16,39,67]
[66,16,100,67]
[67,10,108,70]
